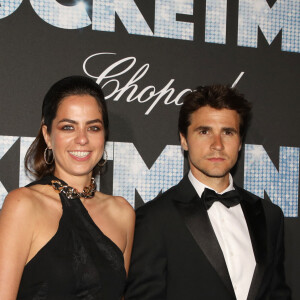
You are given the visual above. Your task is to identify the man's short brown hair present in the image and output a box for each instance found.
[178,84,252,138]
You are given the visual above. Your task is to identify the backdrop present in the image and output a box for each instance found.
[0,0,299,297]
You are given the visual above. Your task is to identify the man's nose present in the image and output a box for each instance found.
[211,134,224,151]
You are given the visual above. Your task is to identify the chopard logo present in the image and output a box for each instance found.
[83,52,244,115]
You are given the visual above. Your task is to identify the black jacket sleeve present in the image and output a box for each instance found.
[125,204,167,300]
[268,210,292,300]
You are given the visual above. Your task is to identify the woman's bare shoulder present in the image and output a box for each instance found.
[99,193,134,213]
[1,184,51,217]
[0,188,40,250]
[95,192,135,223]
[3,187,36,211]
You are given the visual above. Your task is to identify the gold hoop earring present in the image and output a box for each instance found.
[44,147,54,165]
[98,149,108,167]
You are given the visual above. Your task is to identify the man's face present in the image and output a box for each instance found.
[180,106,241,186]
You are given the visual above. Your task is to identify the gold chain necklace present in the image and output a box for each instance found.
[51,178,96,199]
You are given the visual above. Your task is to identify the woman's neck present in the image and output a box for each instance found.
[53,170,93,193]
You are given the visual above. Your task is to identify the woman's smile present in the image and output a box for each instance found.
[68,151,92,160]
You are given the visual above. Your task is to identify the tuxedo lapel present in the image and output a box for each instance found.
[236,187,268,300]
[173,176,235,298]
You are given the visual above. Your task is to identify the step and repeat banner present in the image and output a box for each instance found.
[0,0,299,296]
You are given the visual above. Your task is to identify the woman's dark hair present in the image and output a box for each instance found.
[25,75,109,179]
[178,84,252,139]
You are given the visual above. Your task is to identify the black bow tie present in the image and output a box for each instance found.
[201,188,240,210]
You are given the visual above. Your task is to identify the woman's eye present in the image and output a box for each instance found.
[88,126,101,132]
[62,125,74,130]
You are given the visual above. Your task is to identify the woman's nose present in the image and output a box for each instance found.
[75,130,88,145]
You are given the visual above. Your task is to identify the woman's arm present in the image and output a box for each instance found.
[0,188,35,300]
[122,204,135,275]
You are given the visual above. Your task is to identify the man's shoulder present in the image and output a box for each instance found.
[136,182,181,217]
[236,185,284,216]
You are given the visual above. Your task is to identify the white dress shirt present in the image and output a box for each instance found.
[188,171,256,300]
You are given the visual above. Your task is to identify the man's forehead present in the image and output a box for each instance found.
[189,106,240,127]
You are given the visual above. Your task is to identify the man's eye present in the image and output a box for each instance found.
[199,130,208,135]
[224,130,234,135]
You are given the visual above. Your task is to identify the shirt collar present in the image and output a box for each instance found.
[188,170,234,199]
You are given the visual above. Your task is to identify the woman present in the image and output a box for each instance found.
[0,76,135,299]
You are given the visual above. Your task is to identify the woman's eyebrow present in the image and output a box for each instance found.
[57,118,103,125]
[57,118,76,124]
[86,119,103,125]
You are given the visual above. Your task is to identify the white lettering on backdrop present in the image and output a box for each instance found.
[83,52,244,115]
[83,52,191,115]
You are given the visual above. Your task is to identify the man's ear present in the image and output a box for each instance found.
[180,133,188,151]
[42,125,51,149]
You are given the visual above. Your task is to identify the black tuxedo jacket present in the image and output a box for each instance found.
[125,175,291,300]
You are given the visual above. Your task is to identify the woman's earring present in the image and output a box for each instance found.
[98,149,108,167]
[44,147,54,165]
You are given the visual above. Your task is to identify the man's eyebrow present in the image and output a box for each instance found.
[222,127,238,133]
[194,126,211,131]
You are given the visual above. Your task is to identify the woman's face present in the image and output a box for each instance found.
[42,94,105,179]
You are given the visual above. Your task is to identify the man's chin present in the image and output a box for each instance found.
[200,169,230,179]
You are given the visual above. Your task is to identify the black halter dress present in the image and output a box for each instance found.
[17,175,126,300]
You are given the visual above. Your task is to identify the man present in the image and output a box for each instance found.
[125,85,291,300]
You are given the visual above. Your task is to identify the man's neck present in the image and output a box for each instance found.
[190,170,230,193]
